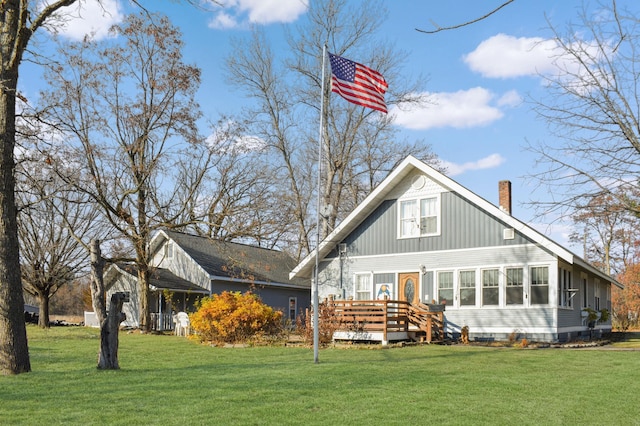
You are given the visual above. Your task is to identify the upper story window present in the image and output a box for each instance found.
[399,195,440,238]
[164,242,173,259]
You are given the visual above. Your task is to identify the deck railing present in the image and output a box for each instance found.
[327,298,444,343]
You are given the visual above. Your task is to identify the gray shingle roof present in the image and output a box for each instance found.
[163,230,309,288]
[115,263,209,293]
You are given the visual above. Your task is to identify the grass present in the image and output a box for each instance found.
[2,327,640,425]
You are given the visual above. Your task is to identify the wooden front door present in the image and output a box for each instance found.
[399,273,420,305]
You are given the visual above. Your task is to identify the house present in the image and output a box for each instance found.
[290,156,621,343]
[104,230,311,330]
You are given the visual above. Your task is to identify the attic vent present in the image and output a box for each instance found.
[503,228,515,240]
[411,175,426,190]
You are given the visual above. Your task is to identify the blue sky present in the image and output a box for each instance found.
[23,0,635,250]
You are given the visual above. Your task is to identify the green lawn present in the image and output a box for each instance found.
[2,327,640,425]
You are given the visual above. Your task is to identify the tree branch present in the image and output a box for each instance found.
[415,0,515,34]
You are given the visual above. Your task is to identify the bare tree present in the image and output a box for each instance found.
[37,12,214,332]
[172,118,286,248]
[526,1,640,225]
[569,190,640,276]
[226,0,439,259]
[16,149,99,328]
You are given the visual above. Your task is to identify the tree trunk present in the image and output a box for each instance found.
[97,292,129,370]
[138,267,151,332]
[37,290,51,329]
[0,9,30,374]
[90,239,106,325]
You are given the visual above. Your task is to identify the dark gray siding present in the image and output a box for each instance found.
[333,192,536,258]
[210,280,311,314]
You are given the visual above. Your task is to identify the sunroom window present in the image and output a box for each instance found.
[437,271,453,305]
[530,266,549,305]
[482,269,499,306]
[459,270,476,306]
[506,267,524,305]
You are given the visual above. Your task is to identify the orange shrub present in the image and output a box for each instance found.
[189,291,283,344]
[296,299,341,346]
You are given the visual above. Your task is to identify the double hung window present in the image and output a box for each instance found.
[530,266,549,305]
[399,196,439,238]
[437,271,453,305]
[459,270,476,306]
[506,267,524,305]
[355,274,371,300]
[482,269,499,306]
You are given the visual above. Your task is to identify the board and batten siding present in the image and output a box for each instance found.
[329,192,539,260]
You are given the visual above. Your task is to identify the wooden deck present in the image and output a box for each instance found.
[328,299,444,345]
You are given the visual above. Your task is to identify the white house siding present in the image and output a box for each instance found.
[106,273,139,328]
[153,240,210,293]
[318,243,568,341]
[320,244,556,299]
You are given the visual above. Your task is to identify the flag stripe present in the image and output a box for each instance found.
[328,53,388,113]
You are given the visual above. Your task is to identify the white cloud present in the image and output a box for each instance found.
[440,153,506,176]
[463,34,560,78]
[47,0,123,41]
[209,0,308,29]
[391,87,506,130]
[497,90,522,107]
[210,11,238,29]
[464,33,615,84]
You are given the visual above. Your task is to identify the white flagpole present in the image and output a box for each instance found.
[313,45,327,364]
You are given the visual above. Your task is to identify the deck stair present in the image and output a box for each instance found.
[407,302,445,343]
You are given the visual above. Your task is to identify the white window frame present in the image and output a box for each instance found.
[398,195,440,238]
[355,273,372,301]
[481,268,500,306]
[558,266,574,309]
[437,271,454,306]
[581,274,588,309]
[459,270,476,307]
[530,265,549,305]
[164,242,173,259]
[505,267,524,306]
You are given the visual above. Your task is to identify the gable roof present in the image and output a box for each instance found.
[153,230,309,289]
[290,155,620,287]
[106,263,209,293]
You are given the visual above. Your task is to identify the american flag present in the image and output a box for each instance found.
[328,53,388,113]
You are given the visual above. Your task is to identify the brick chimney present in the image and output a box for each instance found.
[499,180,512,215]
